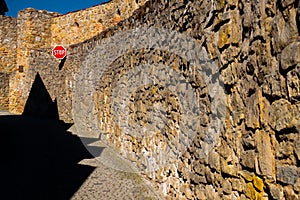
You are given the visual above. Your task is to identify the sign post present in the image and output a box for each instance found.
[52,45,67,59]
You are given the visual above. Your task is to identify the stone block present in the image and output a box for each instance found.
[218,24,230,49]
[222,179,232,194]
[253,176,264,192]
[232,178,244,192]
[268,184,284,200]
[241,150,256,170]
[262,69,287,99]
[245,91,260,129]
[195,186,206,200]
[284,185,299,200]
[221,62,238,85]
[254,130,275,179]
[0,73,10,110]
[295,178,300,192]
[239,170,254,182]
[272,8,298,52]
[295,135,300,161]
[287,65,300,101]
[208,150,220,171]
[269,99,297,131]
[281,42,300,71]
[221,158,237,177]
[276,165,299,185]
[245,183,256,199]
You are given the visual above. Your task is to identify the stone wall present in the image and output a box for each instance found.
[0,15,17,109]
[2,0,300,199]
[74,0,300,199]
[0,16,17,73]
[8,9,60,113]
[0,72,9,110]
[5,0,147,114]
[51,0,147,46]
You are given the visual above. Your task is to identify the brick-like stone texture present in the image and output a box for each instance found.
[51,0,148,46]
[0,16,17,73]
[1,0,300,199]
[0,72,9,110]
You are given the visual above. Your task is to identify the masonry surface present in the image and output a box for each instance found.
[0,0,300,199]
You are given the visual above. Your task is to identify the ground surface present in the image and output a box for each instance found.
[0,111,160,200]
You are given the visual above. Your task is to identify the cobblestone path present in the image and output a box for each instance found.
[70,139,162,200]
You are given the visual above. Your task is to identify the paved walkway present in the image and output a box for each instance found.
[69,128,162,200]
[71,139,162,200]
[72,158,161,199]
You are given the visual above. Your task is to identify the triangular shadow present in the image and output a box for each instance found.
[0,73,104,199]
[23,73,59,119]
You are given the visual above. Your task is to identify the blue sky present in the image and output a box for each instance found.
[5,0,108,17]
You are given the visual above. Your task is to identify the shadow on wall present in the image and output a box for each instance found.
[22,73,59,119]
[0,73,103,199]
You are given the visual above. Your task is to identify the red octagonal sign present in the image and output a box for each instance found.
[52,45,67,59]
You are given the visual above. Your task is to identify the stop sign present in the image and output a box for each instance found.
[52,45,67,59]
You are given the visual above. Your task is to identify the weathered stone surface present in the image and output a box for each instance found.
[269,184,284,200]
[245,91,261,129]
[232,178,244,192]
[0,16,17,73]
[227,89,245,126]
[281,42,300,71]
[295,134,300,161]
[204,185,218,200]
[294,178,300,193]
[276,165,299,185]
[272,7,298,52]
[253,176,264,192]
[221,62,238,85]
[262,68,287,99]
[0,0,299,199]
[51,0,147,46]
[279,0,295,9]
[269,99,297,131]
[278,140,294,158]
[287,65,300,101]
[245,183,256,199]
[254,130,275,178]
[284,185,299,200]
[240,150,256,170]
[205,167,214,184]
[222,179,232,195]
[221,158,238,177]
[0,73,9,110]
[208,150,220,171]
[195,186,206,200]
